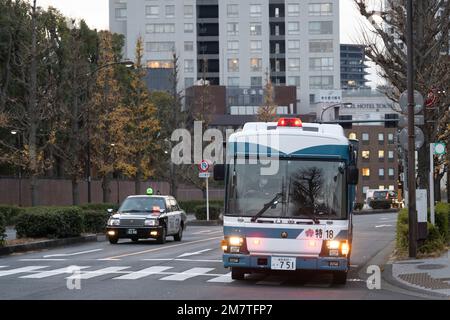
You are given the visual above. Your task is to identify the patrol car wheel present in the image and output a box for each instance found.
[156,227,166,244]
[108,237,118,244]
[231,268,245,280]
[174,224,183,241]
[332,271,348,285]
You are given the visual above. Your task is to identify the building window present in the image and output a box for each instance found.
[184,41,194,52]
[388,168,395,177]
[147,60,174,69]
[288,22,300,35]
[250,40,262,52]
[363,186,370,197]
[378,150,385,159]
[250,4,262,17]
[348,132,357,140]
[309,76,334,89]
[308,3,333,16]
[309,57,334,71]
[379,185,385,190]
[165,5,175,18]
[145,5,159,18]
[362,133,369,141]
[227,4,239,17]
[251,76,262,87]
[250,23,262,36]
[287,4,300,16]
[184,77,194,88]
[184,5,194,18]
[362,168,370,177]
[309,21,333,35]
[287,76,300,86]
[362,150,370,160]
[288,40,300,52]
[388,185,395,191]
[228,59,239,72]
[184,23,194,33]
[388,133,394,144]
[184,60,194,73]
[115,3,127,19]
[228,77,239,87]
[227,23,239,36]
[146,42,175,52]
[388,150,394,159]
[288,58,300,71]
[250,58,262,72]
[378,133,384,143]
[227,41,239,52]
[309,40,333,53]
[379,168,385,177]
[146,24,175,34]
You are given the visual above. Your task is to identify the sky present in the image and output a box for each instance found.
[32,0,381,86]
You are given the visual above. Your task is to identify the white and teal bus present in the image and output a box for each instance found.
[214,118,359,284]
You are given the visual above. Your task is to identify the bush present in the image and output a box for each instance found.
[0,205,24,226]
[435,202,449,242]
[194,204,222,220]
[79,203,118,212]
[15,207,84,239]
[0,213,6,246]
[179,200,224,214]
[81,210,110,234]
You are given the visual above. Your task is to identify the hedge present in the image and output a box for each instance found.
[179,200,224,214]
[81,210,110,234]
[396,209,446,255]
[0,205,24,226]
[0,213,6,245]
[194,204,222,220]
[15,207,84,239]
[434,202,449,242]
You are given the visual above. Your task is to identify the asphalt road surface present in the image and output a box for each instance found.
[0,212,422,300]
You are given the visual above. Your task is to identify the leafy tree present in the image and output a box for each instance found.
[257,70,277,122]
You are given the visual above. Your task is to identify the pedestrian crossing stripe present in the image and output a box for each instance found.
[114,266,173,280]
[0,266,48,277]
[21,266,91,279]
[159,267,215,281]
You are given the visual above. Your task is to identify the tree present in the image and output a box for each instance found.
[354,0,450,197]
[257,70,277,122]
[114,36,160,195]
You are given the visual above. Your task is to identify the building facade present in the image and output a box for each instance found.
[109,0,341,114]
[340,44,370,90]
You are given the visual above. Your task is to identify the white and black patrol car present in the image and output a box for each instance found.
[106,192,187,244]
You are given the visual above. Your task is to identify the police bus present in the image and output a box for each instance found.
[214,118,359,284]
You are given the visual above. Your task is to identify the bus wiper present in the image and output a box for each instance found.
[251,193,283,222]
[121,210,147,213]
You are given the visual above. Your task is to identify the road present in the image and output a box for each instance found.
[0,212,421,300]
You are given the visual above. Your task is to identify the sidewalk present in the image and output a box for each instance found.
[389,250,450,298]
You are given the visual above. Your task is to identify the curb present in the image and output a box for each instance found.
[0,234,98,256]
[187,220,223,226]
[353,209,400,215]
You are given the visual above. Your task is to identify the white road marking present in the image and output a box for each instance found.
[0,266,48,277]
[177,248,213,258]
[207,273,234,283]
[348,279,365,282]
[67,267,130,280]
[43,249,103,258]
[350,265,359,268]
[114,266,173,280]
[159,267,215,281]
[21,266,90,279]
[143,258,222,263]
[375,224,393,228]
[192,230,222,235]
[20,259,67,262]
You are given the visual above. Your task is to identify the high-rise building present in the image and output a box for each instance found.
[340,44,370,90]
[109,0,341,114]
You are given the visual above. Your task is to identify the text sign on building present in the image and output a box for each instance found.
[317,90,342,103]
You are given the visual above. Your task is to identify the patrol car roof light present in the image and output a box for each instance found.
[277,118,303,128]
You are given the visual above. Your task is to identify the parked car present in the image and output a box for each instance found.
[106,194,187,244]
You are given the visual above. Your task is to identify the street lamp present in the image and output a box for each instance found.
[85,60,135,203]
[319,103,353,123]
[10,130,22,207]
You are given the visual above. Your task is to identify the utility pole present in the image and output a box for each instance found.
[406,0,417,258]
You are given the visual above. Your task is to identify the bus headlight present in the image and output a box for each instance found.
[229,236,244,246]
[327,240,340,250]
[341,242,350,255]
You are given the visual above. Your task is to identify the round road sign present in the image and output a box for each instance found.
[434,142,446,155]
[399,90,424,115]
[399,126,425,151]
[199,160,210,172]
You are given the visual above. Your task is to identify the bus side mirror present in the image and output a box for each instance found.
[347,166,359,185]
[214,164,225,181]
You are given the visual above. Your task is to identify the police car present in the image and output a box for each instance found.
[106,188,187,244]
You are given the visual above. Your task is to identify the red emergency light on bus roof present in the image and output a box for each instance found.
[277,118,303,127]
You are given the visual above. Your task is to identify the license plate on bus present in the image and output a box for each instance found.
[127,229,137,235]
[271,257,296,270]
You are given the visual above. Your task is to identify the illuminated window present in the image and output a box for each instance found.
[362,151,370,160]
[228,59,239,72]
[348,132,357,140]
[379,185,385,190]
[389,185,395,191]
[378,150,385,159]
[250,23,262,36]
[250,58,262,72]
[362,168,370,177]
[147,60,174,69]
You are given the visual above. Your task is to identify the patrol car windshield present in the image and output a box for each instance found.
[225,159,347,219]
[119,197,166,214]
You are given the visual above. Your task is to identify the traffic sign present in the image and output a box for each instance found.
[399,126,425,151]
[434,142,446,155]
[399,90,424,115]
[198,172,211,179]
[198,160,210,173]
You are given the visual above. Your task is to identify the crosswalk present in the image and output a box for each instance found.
[0,264,364,286]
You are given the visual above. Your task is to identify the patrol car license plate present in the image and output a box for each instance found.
[127,229,137,235]
[271,257,296,270]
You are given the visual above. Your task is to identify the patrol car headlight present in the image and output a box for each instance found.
[144,219,159,226]
[108,218,120,226]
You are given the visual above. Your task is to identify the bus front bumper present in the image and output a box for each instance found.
[223,254,349,272]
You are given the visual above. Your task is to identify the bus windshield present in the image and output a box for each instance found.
[226,159,347,220]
